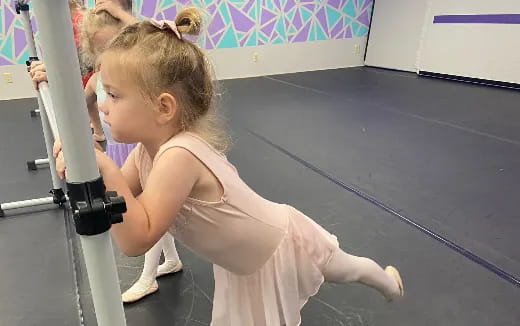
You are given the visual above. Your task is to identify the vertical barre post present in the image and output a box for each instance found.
[31,1,127,326]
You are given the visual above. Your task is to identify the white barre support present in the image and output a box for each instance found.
[31,1,127,326]
[1,197,56,210]
[27,158,50,171]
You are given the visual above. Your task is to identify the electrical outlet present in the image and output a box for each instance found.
[354,44,361,54]
[3,72,13,84]
[252,52,259,63]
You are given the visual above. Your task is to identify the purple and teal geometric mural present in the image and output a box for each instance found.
[1,0,372,65]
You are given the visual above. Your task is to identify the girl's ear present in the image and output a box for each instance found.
[156,92,178,125]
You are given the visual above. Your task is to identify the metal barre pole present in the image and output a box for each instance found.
[34,158,49,165]
[1,197,56,210]
[19,1,40,118]
[31,1,127,326]
[18,1,37,57]
[18,1,59,182]
[38,83,60,138]
[18,0,62,191]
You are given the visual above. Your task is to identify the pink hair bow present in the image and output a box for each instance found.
[150,19,182,40]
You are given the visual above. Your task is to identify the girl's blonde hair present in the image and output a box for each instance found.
[80,9,124,67]
[103,7,230,153]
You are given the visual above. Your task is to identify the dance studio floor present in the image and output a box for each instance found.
[1,67,519,325]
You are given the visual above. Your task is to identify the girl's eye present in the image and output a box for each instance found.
[108,92,118,99]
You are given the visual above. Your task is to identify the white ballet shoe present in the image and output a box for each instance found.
[122,279,158,303]
[384,266,404,302]
[157,260,183,277]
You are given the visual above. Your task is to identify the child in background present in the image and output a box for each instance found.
[69,0,95,87]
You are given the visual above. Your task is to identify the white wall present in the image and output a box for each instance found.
[365,0,430,72]
[1,38,368,100]
[417,0,520,84]
[208,38,368,80]
[0,64,37,101]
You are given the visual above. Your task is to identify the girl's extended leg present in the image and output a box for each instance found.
[323,249,403,301]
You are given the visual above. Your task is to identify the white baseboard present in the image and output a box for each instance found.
[208,38,368,80]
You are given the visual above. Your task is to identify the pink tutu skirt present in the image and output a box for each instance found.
[211,206,339,326]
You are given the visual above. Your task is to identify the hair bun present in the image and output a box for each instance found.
[175,7,203,36]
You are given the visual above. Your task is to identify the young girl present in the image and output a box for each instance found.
[31,10,129,154]
[80,9,129,153]
[29,0,135,89]
[29,1,91,88]
[78,0,137,87]
[56,8,404,325]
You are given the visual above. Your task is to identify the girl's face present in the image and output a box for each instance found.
[98,53,158,144]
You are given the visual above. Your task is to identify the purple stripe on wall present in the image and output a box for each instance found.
[434,14,520,24]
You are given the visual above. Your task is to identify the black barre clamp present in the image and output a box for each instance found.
[67,177,126,236]
[50,188,67,206]
[15,2,29,14]
[26,160,38,170]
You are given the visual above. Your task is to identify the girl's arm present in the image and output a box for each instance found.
[120,148,143,197]
[92,147,199,256]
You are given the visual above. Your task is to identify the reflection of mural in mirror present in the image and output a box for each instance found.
[0,0,372,65]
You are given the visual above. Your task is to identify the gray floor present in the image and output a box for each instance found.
[232,68,520,277]
[0,98,79,326]
[1,68,519,326]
